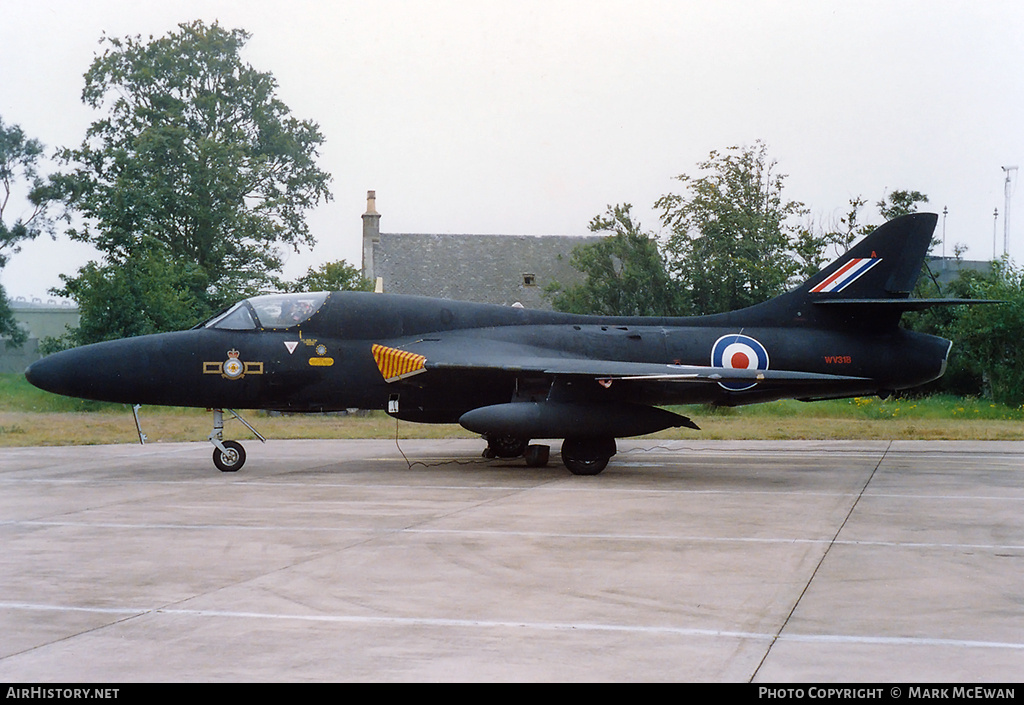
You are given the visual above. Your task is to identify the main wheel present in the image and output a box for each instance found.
[484,435,529,459]
[213,440,246,472]
[562,456,609,476]
[560,437,615,476]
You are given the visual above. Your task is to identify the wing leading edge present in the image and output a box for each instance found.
[370,342,869,386]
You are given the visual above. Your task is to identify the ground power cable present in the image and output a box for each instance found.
[392,417,492,470]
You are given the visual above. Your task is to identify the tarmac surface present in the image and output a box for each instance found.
[0,438,1022,682]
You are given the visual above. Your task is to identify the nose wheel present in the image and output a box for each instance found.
[213,440,246,472]
[208,409,265,472]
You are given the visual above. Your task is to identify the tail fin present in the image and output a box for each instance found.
[732,213,939,332]
[798,213,938,331]
[717,213,999,332]
[801,212,937,301]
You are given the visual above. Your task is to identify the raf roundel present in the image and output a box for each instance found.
[710,334,770,391]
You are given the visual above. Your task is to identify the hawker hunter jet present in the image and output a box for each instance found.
[25,213,986,474]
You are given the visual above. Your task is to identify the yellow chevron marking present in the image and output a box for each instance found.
[372,344,427,382]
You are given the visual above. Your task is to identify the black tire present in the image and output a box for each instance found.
[561,437,615,476]
[485,435,528,459]
[562,456,609,476]
[213,440,246,472]
[524,444,550,468]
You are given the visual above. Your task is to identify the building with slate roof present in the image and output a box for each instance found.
[360,191,601,309]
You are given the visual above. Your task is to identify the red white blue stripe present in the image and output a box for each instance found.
[810,257,882,293]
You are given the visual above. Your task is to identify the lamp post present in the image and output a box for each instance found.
[941,206,948,270]
[1003,166,1018,257]
[993,207,999,260]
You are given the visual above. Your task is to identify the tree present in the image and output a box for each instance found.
[809,195,872,260]
[546,204,680,316]
[820,190,931,255]
[282,259,373,293]
[54,20,332,342]
[944,261,1024,405]
[44,251,205,352]
[1,116,58,265]
[813,188,1021,404]
[1,116,60,346]
[655,142,808,315]
[877,189,930,222]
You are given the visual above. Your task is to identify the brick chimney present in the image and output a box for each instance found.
[361,190,381,284]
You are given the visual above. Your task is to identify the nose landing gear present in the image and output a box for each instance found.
[209,409,265,472]
[213,440,246,472]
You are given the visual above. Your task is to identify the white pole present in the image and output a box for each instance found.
[993,207,999,260]
[1002,166,1018,257]
[941,206,948,269]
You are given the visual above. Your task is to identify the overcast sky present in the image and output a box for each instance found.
[2,0,1023,301]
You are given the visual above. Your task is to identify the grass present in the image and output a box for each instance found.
[1,373,1022,447]
[663,397,1024,441]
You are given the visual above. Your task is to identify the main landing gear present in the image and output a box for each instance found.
[482,434,616,475]
[209,409,265,472]
[560,437,616,476]
[483,435,550,467]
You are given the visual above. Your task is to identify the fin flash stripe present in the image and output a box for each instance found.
[811,257,882,293]
[372,344,427,382]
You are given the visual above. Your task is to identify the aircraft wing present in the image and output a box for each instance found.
[371,340,870,385]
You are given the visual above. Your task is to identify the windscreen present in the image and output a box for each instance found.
[247,292,329,329]
[204,302,256,330]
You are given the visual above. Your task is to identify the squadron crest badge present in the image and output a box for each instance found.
[204,349,264,380]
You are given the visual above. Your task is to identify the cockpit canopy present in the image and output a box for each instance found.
[204,292,329,331]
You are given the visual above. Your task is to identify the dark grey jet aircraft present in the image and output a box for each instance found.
[25,213,987,474]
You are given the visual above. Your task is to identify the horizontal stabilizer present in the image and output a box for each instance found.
[812,298,1003,312]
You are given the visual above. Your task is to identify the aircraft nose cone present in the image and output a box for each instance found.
[25,343,115,400]
[24,336,164,403]
[24,331,205,406]
[25,352,74,397]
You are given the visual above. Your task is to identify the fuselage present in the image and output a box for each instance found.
[21,213,967,476]
[25,290,952,422]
